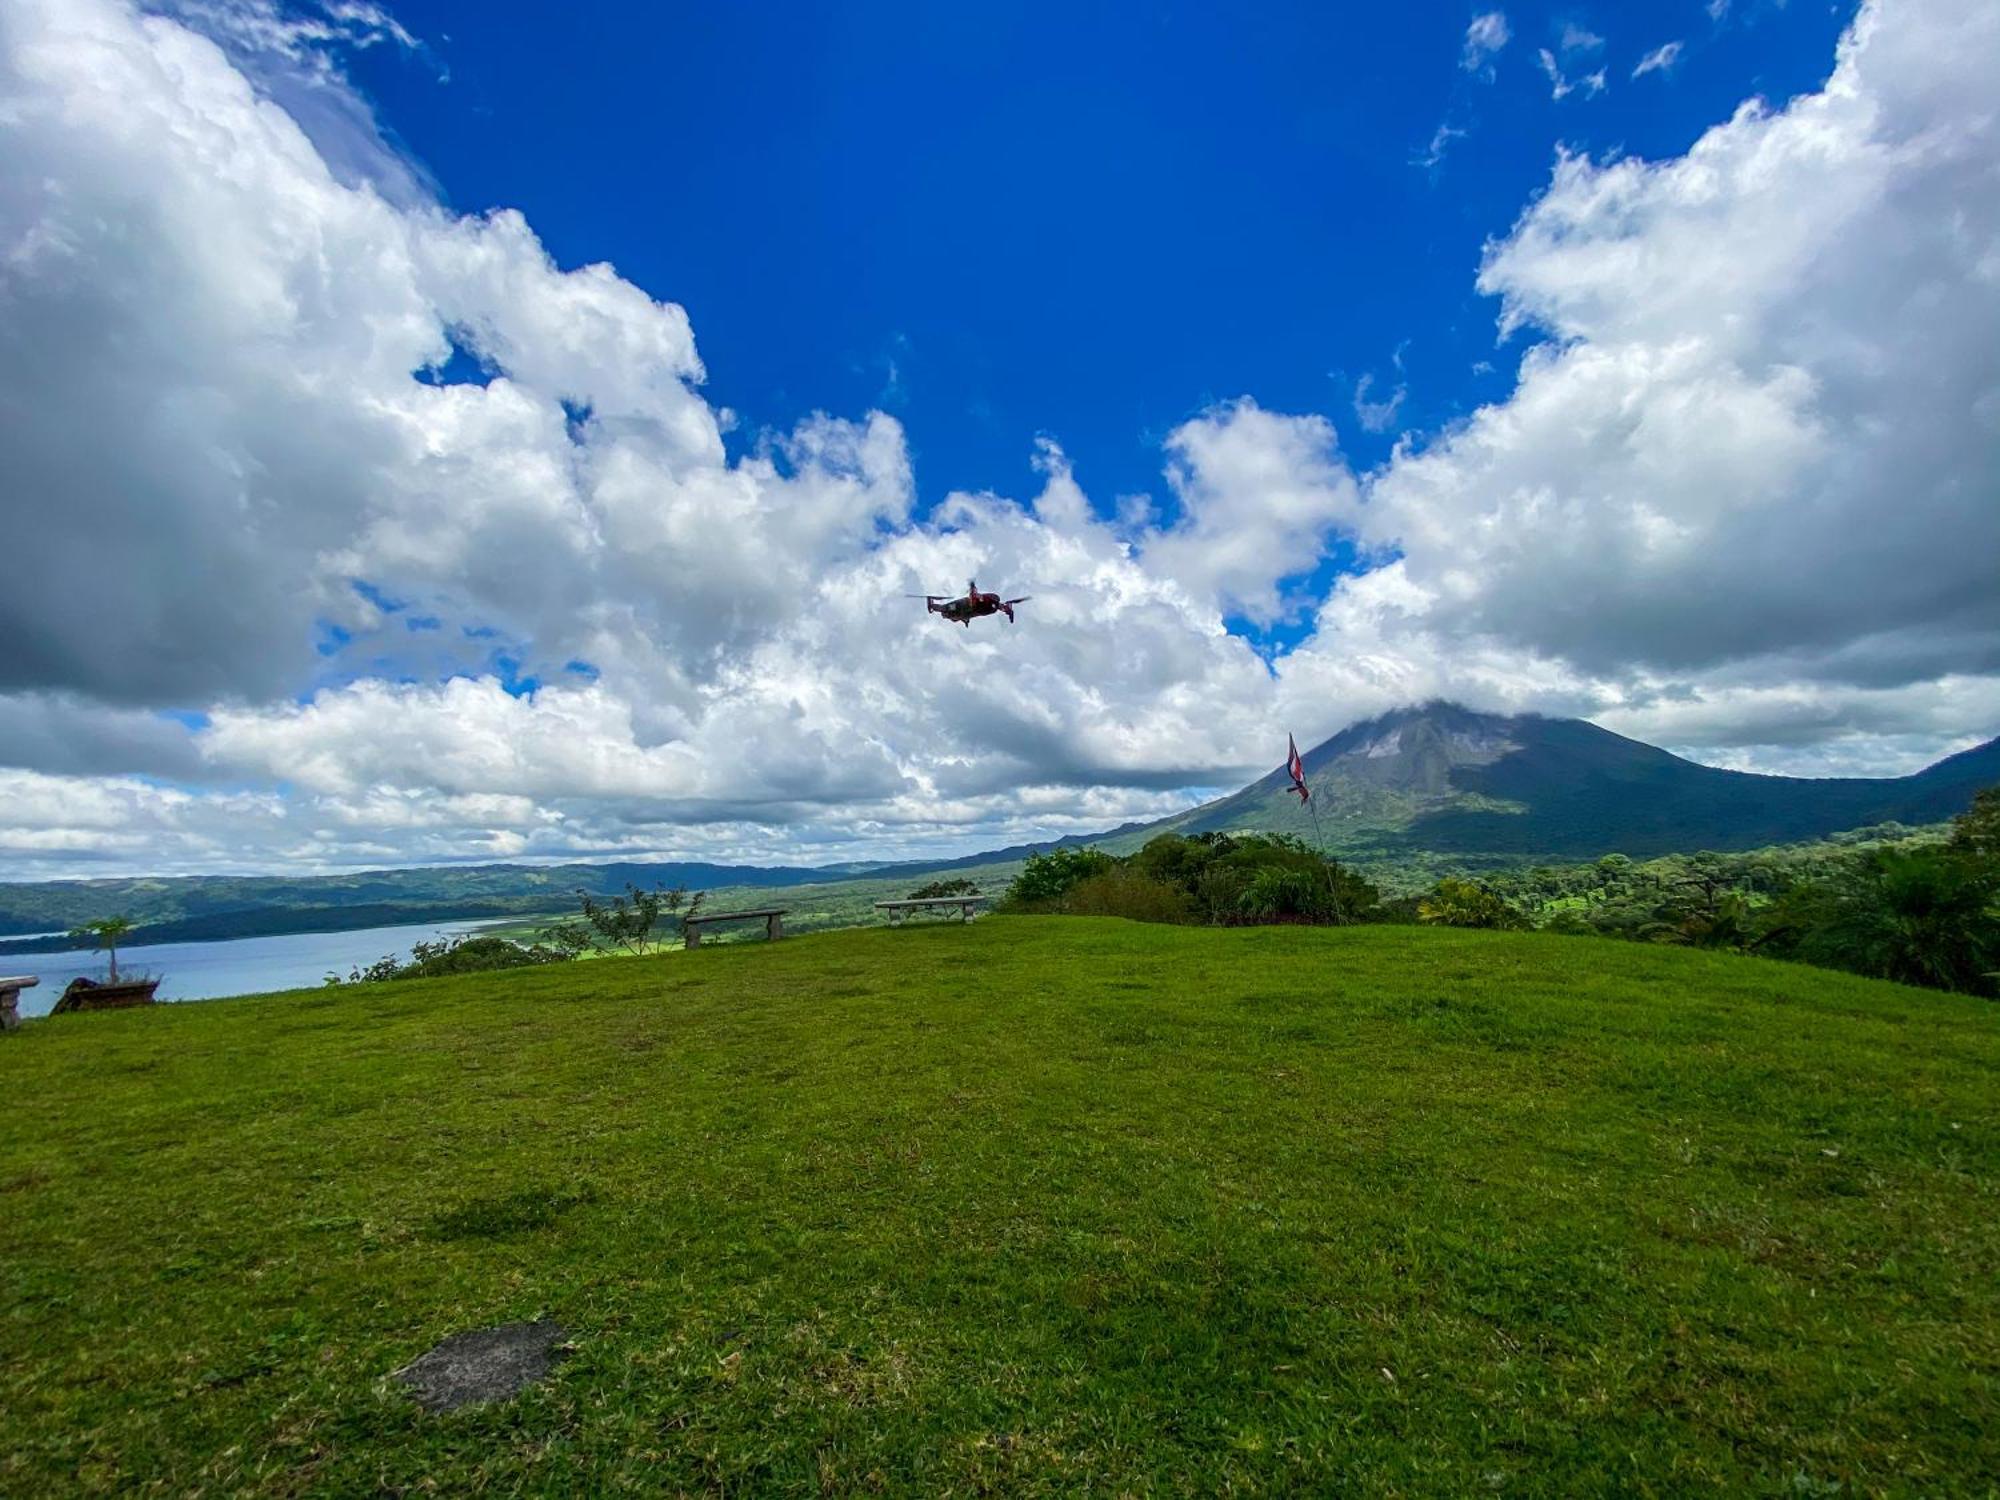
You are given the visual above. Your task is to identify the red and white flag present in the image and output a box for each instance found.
[1285,733,1310,803]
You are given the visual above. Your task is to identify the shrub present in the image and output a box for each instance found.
[1235,868,1333,923]
[1129,833,1227,890]
[1120,832,1382,926]
[535,882,704,960]
[1211,836,1380,925]
[332,932,575,984]
[908,878,980,900]
[1949,786,2000,862]
[1061,870,1195,924]
[1768,849,1998,997]
[1004,846,1117,909]
[1417,878,1527,930]
[67,915,136,982]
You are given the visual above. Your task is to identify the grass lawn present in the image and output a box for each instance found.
[2,919,1996,1496]
[476,860,1027,950]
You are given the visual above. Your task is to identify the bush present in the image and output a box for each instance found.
[1421,782,2000,996]
[1235,868,1336,923]
[1767,848,1998,997]
[1004,846,1117,909]
[1417,878,1527,930]
[1069,832,1382,927]
[1949,785,2000,861]
[1061,870,1195,924]
[908,878,980,900]
[1205,835,1380,925]
[563,882,703,957]
[332,933,574,984]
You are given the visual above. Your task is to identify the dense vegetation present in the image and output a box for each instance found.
[1010,790,2000,998]
[8,707,1994,958]
[1119,704,2000,862]
[334,884,702,982]
[334,933,576,984]
[0,860,1036,956]
[905,878,982,900]
[0,860,980,952]
[1006,835,1384,926]
[1471,790,2000,998]
[0,865,716,946]
[5,920,1995,1494]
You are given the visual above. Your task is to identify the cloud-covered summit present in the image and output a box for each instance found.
[0,0,1994,877]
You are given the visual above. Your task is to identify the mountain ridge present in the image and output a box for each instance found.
[1102,702,1999,859]
[2,704,1992,943]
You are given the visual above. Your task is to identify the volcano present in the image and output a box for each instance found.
[1108,703,1999,860]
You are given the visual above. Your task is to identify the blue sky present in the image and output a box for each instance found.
[1,0,1994,876]
[351,0,1852,618]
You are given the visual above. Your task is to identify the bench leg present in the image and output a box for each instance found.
[685,925,701,950]
[0,987,19,1032]
[768,914,783,941]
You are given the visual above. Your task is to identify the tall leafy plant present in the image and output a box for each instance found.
[68,915,135,982]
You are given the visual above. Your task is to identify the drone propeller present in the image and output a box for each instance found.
[1003,596,1032,605]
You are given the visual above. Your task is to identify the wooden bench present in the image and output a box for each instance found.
[682,908,787,949]
[0,975,38,1032]
[874,896,991,925]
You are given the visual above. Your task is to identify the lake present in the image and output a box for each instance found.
[6,920,491,1018]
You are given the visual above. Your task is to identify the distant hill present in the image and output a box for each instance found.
[5,703,1992,948]
[1103,702,2000,860]
[0,842,1110,951]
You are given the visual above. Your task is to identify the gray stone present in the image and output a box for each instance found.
[0,976,38,1032]
[392,1320,569,1413]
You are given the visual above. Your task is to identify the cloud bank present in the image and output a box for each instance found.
[0,0,1994,876]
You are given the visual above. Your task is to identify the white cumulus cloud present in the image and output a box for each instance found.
[1306,0,2000,768]
[0,0,1994,877]
[1462,11,1511,73]
[1632,40,1684,78]
[1538,47,1608,99]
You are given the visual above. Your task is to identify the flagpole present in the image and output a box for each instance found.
[1303,786,1343,923]
[1288,733,1344,924]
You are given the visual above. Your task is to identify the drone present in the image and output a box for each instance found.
[908,579,1031,626]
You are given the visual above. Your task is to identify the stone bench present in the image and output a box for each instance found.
[0,975,39,1032]
[874,896,990,925]
[682,908,787,949]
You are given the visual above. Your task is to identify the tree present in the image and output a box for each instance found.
[1770,849,1998,997]
[908,878,979,900]
[1417,879,1526,931]
[1948,785,2000,862]
[68,916,135,982]
[1005,847,1116,908]
[1125,832,1379,926]
[562,883,703,958]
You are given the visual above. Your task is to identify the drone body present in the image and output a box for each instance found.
[911,580,1031,626]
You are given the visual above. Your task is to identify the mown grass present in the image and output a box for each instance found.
[2,919,1996,1497]
[478,860,1026,950]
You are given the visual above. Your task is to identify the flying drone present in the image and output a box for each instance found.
[908,579,1031,626]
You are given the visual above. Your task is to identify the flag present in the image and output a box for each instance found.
[1285,733,1310,803]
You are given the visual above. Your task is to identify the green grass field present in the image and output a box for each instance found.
[3,920,1996,1496]
[476,861,1027,950]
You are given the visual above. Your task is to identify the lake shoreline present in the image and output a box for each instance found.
[0,904,534,957]
[5,919,498,1017]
